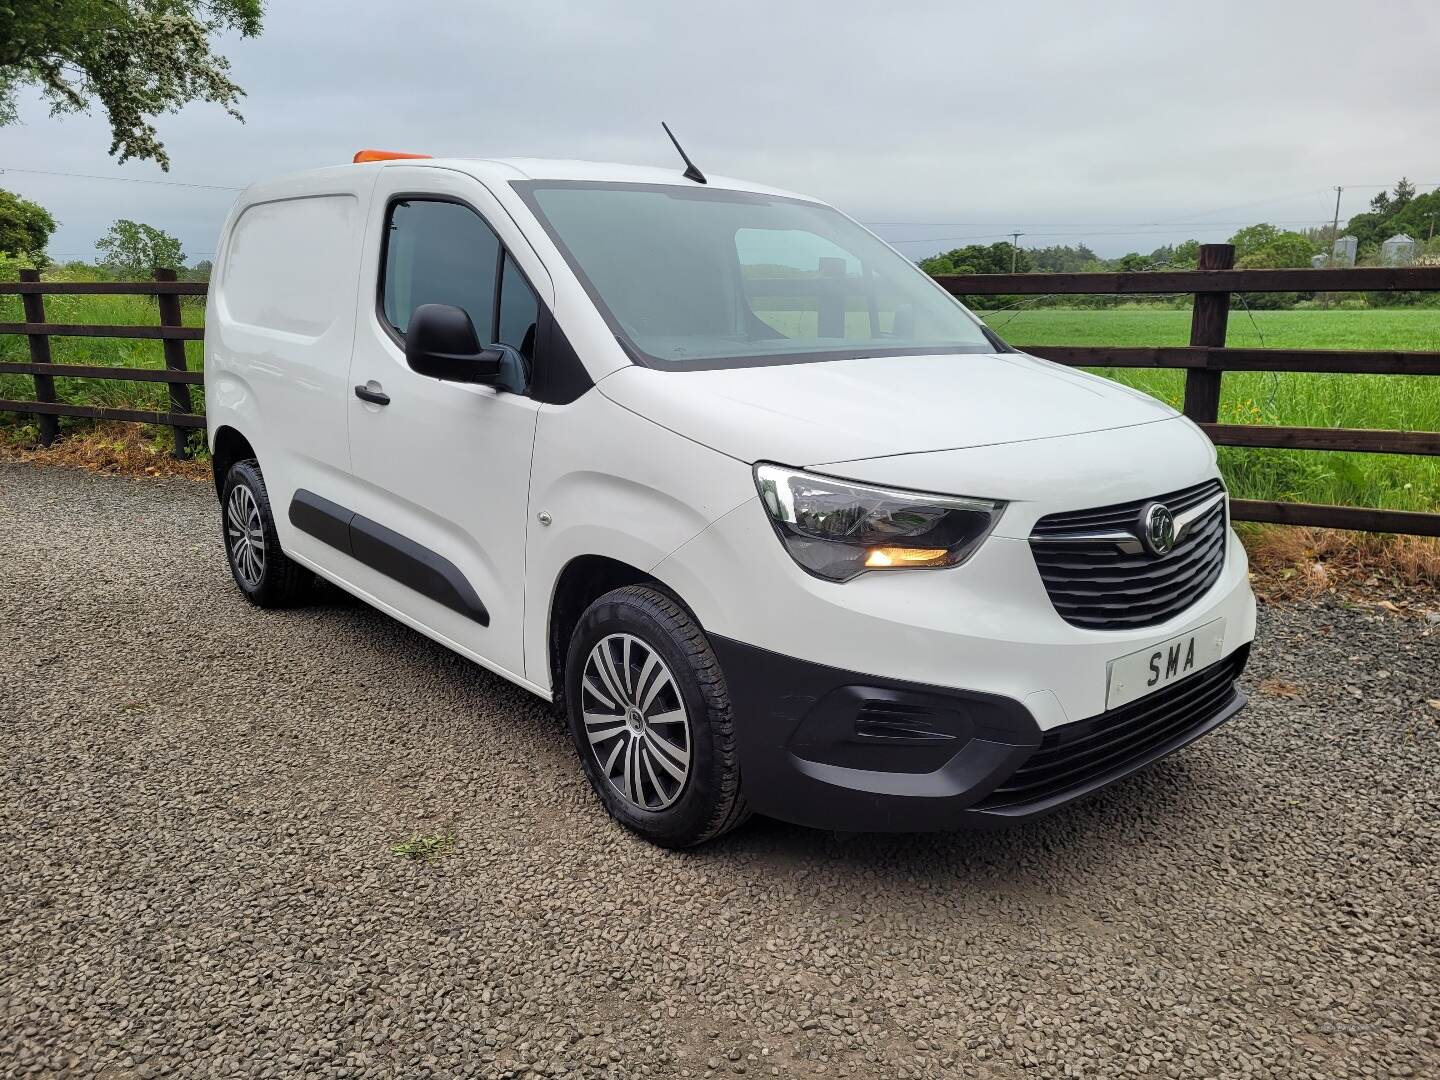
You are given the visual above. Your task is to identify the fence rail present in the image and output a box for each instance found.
[933,265,1440,295]
[941,246,1440,537]
[1,269,203,457]
[3,254,1439,535]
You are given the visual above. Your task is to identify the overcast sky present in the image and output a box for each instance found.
[6,0,1440,262]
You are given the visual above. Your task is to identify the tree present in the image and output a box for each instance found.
[0,1,263,170]
[1235,232,1314,269]
[96,220,186,275]
[920,242,1030,276]
[1029,243,1099,273]
[1169,240,1202,269]
[1227,224,1283,262]
[1347,178,1433,248]
[1368,177,1416,219]
[1232,229,1315,309]
[0,188,57,262]
[1373,186,1440,244]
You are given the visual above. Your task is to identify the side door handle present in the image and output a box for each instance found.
[354,384,391,406]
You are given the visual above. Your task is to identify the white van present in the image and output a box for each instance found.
[205,151,1255,847]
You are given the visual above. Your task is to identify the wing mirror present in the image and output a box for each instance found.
[405,303,502,383]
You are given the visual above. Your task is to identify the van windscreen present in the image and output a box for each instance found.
[514,181,1000,370]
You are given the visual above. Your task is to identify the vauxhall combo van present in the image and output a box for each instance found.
[205,151,1255,847]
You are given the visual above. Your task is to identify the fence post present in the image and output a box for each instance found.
[1183,243,1234,423]
[817,256,847,338]
[153,268,195,459]
[19,269,60,446]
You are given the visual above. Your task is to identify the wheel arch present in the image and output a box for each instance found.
[211,425,257,498]
[546,554,702,714]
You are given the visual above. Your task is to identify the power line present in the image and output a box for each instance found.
[8,164,1431,208]
[0,166,243,191]
[1146,187,1337,226]
[863,181,1440,232]
[10,164,1436,256]
[883,221,1348,246]
[868,217,1348,229]
[47,251,216,257]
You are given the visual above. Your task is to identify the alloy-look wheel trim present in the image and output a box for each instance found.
[581,633,692,811]
[226,484,266,588]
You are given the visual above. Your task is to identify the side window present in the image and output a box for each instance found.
[381,199,500,338]
[497,253,540,361]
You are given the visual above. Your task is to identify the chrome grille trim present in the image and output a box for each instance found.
[1029,479,1228,630]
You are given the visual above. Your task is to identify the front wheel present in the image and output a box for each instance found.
[564,585,750,848]
[220,458,313,608]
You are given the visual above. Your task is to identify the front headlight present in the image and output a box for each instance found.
[754,463,1005,582]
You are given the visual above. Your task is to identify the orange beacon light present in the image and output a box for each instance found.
[352,149,432,163]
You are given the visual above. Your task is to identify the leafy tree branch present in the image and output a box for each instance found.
[0,1,263,170]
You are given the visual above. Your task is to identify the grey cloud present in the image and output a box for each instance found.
[6,0,1438,261]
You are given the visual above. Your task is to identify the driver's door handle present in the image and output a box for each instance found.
[354,384,390,406]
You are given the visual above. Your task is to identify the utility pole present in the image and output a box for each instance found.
[1329,186,1343,258]
[1323,186,1344,311]
[1008,232,1024,272]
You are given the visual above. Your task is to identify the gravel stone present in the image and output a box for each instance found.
[1,463,1437,1079]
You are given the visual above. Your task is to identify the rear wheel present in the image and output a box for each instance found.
[220,458,313,607]
[565,585,749,848]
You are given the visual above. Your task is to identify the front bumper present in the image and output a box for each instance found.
[655,495,1256,728]
[649,436,1259,831]
[712,636,1249,832]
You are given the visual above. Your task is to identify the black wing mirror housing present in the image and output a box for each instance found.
[405,303,502,383]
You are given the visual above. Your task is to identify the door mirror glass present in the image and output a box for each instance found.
[405,303,502,383]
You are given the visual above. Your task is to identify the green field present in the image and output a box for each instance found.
[2,296,1437,513]
[977,307,1440,514]
[0,291,204,415]
[983,306,1440,350]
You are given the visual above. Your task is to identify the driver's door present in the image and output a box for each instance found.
[341,166,550,682]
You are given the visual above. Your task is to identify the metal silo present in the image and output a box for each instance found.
[1380,233,1417,265]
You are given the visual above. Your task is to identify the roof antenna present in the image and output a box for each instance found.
[661,122,707,185]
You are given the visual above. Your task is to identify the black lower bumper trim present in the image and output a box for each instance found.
[711,636,1248,833]
[975,646,1249,813]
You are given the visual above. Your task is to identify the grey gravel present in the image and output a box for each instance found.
[2,461,1437,1079]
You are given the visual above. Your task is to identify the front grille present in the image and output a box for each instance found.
[1030,479,1227,630]
[976,647,1247,811]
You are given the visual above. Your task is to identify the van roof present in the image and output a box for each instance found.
[237,157,817,205]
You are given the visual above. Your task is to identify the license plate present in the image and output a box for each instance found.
[1106,619,1226,710]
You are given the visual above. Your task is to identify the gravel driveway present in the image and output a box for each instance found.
[2,462,1437,1080]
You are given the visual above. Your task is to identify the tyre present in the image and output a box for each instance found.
[564,585,750,848]
[220,458,313,607]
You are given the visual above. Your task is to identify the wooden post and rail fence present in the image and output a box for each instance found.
[0,268,205,460]
[1,246,1438,535]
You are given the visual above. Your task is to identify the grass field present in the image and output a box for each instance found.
[2,295,1437,513]
[980,307,1440,513]
[0,291,204,416]
[981,306,1440,351]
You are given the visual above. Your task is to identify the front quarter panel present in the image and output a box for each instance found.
[523,390,755,689]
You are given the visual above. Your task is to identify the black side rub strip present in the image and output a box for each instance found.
[288,488,352,553]
[288,489,490,626]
